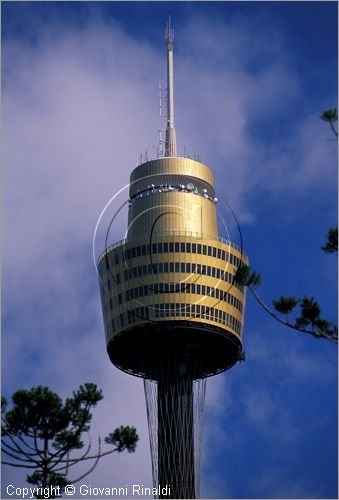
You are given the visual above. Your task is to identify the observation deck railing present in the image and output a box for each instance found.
[97,231,247,265]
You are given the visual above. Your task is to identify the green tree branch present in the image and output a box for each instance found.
[235,262,338,344]
[321,108,338,138]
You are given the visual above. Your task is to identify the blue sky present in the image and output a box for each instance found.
[2,1,338,499]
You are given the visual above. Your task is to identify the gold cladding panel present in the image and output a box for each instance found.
[127,192,217,239]
[130,157,215,188]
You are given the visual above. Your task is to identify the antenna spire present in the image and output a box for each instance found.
[164,16,177,157]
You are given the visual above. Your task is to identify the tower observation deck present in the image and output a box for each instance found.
[98,18,248,499]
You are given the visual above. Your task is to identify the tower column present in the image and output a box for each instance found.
[157,365,195,499]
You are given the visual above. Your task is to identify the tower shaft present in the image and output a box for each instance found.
[158,373,195,498]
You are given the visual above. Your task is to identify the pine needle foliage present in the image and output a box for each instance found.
[321,226,338,254]
[235,263,337,343]
[1,383,139,498]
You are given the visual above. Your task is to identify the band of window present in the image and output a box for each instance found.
[107,241,245,268]
[102,260,244,293]
[109,304,242,336]
[104,282,243,314]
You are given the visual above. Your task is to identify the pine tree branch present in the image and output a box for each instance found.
[69,437,103,484]
[321,108,338,137]
[2,428,42,460]
[1,460,39,469]
[52,447,117,466]
[1,437,40,458]
[329,119,338,137]
[249,287,337,343]
[49,432,92,472]
[33,428,45,460]
[65,451,70,477]
[49,433,118,472]
[48,401,92,461]
[2,418,40,453]
[1,446,40,465]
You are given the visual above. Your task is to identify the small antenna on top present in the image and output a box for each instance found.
[164,16,177,157]
[165,15,174,42]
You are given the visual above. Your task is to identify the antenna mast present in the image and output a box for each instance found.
[164,16,177,157]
